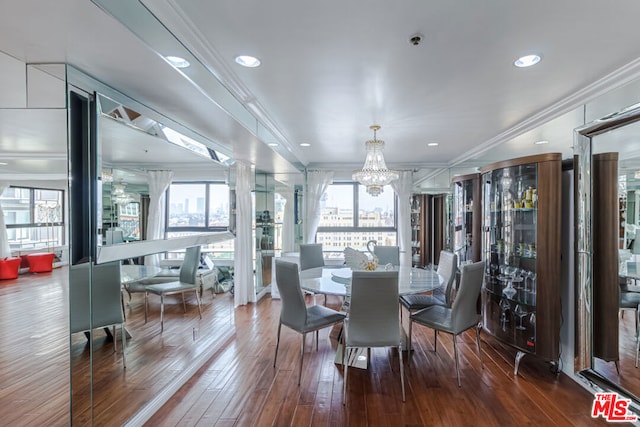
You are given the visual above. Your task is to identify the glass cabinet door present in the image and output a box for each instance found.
[411,195,422,267]
[453,179,474,263]
[483,162,538,354]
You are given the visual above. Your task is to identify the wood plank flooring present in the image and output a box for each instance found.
[0,266,235,426]
[2,270,637,426]
[147,295,619,426]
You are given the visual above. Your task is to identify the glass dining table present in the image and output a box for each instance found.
[299,265,443,297]
[119,264,163,338]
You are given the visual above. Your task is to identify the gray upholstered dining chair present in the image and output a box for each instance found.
[408,260,484,387]
[342,270,405,403]
[300,243,336,304]
[619,277,640,367]
[299,243,326,270]
[69,261,127,368]
[145,245,203,332]
[273,260,346,385]
[400,250,457,323]
[373,245,400,266]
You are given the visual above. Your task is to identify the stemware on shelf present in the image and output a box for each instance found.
[499,298,511,330]
[514,304,528,330]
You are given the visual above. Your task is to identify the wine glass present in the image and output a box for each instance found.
[529,272,537,297]
[502,278,517,298]
[522,270,531,292]
[514,304,528,330]
[512,268,524,289]
[499,298,511,329]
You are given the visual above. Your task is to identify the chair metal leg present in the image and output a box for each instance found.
[160,294,165,332]
[298,333,306,385]
[144,292,148,323]
[434,330,438,352]
[113,325,118,353]
[408,319,413,357]
[121,324,127,369]
[398,345,406,402]
[274,322,282,368]
[121,291,126,321]
[476,322,483,369]
[195,289,202,319]
[453,334,461,387]
[636,304,640,338]
[343,347,350,405]
[182,292,187,313]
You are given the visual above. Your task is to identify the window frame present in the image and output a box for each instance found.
[4,185,65,229]
[165,181,230,233]
[3,185,66,250]
[316,181,397,235]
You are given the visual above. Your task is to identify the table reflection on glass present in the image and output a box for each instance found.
[120,264,162,337]
[120,264,163,284]
[299,266,443,297]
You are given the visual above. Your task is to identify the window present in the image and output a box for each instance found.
[316,183,396,258]
[167,182,229,230]
[2,186,65,251]
[166,182,233,260]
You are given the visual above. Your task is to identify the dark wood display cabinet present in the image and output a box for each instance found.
[452,173,481,264]
[480,153,562,375]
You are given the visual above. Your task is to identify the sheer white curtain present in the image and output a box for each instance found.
[144,170,174,266]
[0,182,10,258]
[234,160,256,307]
[303,170,334,244]
[279,185,295,253]
[391,170,413,267]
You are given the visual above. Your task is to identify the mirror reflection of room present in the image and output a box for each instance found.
[101,168,145,245]
[591,117,640,399]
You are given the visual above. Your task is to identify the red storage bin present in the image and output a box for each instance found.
[26,253,55,273]
[0,257,21,280]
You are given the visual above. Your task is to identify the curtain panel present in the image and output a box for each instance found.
[234,161,256,307]
[303,170,334,244]
[390,171,413,267]
[0,182,10,258]
[144,170,173,266]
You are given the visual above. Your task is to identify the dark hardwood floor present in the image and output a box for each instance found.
[0,266,235,426]
[1,269,635,426]
[148,294,619,426]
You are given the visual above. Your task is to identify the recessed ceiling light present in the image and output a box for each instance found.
[165,56,190,68]
[268,143,279,147]
[514,54,541,68]
[427,143,439,147]
[235,55,261,68]
[534,140,549,145]
[300,143,311,147]
[0,161,7,166]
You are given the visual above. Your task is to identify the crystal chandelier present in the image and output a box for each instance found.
[111,182,135,205]
[352,125,399,196]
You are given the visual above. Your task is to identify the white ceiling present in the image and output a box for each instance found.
[2,0,640,190]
